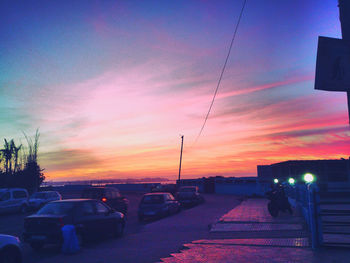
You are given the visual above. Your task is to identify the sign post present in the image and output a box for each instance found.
[315,0,350,124]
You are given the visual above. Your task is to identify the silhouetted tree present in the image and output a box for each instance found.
[0,129,45,193]
[13,142,22,173]
[1,139,12,174]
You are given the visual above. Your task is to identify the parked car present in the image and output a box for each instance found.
[0,188,29,214]
[177,186,204,207]
[151,184,178,197]
[23,199,125,250]
[0,234,22,263]
[81,187,128,215]
[138,193,180,221]
[28,191,62,210]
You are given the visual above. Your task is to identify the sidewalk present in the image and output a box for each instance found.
[158,198,350,263]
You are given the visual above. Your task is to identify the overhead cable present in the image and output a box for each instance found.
[193,0,247,145]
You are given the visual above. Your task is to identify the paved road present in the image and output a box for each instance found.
[1,193,241,263]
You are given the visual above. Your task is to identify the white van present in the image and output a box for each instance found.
[0,188,29,214]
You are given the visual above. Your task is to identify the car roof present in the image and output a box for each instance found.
[84,186,119,191]
[144,192,168,196]
[34,191,57,194]
[51,199,94,203]
[0,188,27,192]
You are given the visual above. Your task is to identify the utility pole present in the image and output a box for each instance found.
[178,135,184,182]
[338,0,350,124]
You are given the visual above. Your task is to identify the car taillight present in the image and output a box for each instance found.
[102,197,107,202]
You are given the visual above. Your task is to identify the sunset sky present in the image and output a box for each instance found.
[1,0,349,181]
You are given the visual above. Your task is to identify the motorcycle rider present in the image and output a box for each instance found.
[266,182,293,216]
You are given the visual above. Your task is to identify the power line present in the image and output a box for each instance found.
[193,0,247,145]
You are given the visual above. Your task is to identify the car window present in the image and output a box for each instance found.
[105,189,113,199]
[95,202,109,214]
[79,202,95,215]
[179,187,196,192]
[0,192,10,201]
[37,202,75,215]
[82,188,103,199]
[32,192,46,199]
[13,190,27,199]
[142,195,164,204]
[109,190,116,199]
[114,189,121,198]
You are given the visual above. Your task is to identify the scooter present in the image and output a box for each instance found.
[266,186,293,217]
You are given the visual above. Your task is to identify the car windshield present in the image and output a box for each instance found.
[82,189,103,198]
[31,192,46,199]
[142,195,164,204]
[37,202,75,215]
[179,188,196,192]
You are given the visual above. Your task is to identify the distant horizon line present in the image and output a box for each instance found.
[43,175,258,185]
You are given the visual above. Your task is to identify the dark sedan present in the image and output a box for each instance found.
[138,193,180,221]
[177,186,204,207]
[23,199,125,250]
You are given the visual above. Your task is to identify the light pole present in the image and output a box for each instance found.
[303,173,321,249]
[178,135,184,183]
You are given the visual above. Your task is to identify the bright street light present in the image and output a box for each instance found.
[303,173,315,183]
[274,178,279,184]
[288,177,295,185]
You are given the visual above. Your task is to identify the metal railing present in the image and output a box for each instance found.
[286,183,323,249]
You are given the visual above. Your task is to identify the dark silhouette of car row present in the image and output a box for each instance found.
[177,186,205,207]
[81,187,129,215]
[23,199,125,250]
[138,192,181,221]
[0,188,62,214]
[137,187,205,221]
[20,185,204,251]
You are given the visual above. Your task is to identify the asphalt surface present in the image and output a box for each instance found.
[0,192,241,263]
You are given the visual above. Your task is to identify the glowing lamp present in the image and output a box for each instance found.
[273,178,279,184]
[288,178,295,185]
[101,197,107,202]
[303,173,315,183]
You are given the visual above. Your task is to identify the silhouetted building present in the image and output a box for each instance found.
[177,176,263,196]
[257,157,350,191]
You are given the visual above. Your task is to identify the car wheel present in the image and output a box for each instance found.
[30,242,44,251]
[113,221,124,238]
[1,246,22,263]
[20,204,28,214]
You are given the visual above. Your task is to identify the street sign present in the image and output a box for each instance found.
[315,36,350,92]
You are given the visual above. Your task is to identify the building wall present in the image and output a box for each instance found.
[257,158,350,191]
[215,181,264,196]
